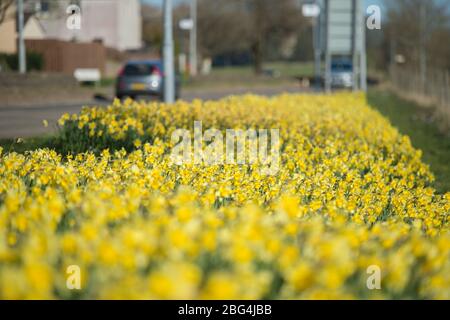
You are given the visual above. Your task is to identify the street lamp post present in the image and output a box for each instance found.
[17,0,26,74]
[189,0,197,76]
[163,0,175,103]
[360,1,367,92]
[324,0,331,93]
[312,12,321,87]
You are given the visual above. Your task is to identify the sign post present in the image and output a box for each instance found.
[302,2,322,86]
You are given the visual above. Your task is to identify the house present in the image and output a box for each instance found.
[0,3,17,53]
[23,15,46,40]
[0,1,58,54]
[0,0,142,54]
[34,0,142,52]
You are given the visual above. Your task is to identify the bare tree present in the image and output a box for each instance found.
[142,4,163,50]
[0,0,14,25]
[140,0,304,73]
[0,0,69,26]
[197,0,302,74]
[197,0,250,58]
[246,0,302,74]
[385,0,450,73]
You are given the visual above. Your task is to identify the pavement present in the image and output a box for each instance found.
[0,85,307,139]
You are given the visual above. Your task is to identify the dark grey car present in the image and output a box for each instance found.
[115,60,179,101]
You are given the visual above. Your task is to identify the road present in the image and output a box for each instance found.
[0,86,306,139]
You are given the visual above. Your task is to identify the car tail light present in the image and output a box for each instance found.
[151,66,162,77]
[117,67,126,89]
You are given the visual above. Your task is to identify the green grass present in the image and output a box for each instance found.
[266,61,314,78]
[98,77,116,87]
[183,61,313,90]
[206,61,314,78]
[0,136,56,154]
[368,89,450,194]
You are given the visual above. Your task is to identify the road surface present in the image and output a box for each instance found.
[0,86,306,139]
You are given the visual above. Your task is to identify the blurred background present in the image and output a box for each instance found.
[0,0,449,191]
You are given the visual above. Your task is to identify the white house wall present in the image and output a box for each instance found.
[37,0,142,51]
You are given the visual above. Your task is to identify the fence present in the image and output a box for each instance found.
[390,66,450,133]
[25,39,106,76]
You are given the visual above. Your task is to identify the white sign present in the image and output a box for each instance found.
[302,4,320,17]
[327,0,362,54]
[179,18,194,30]
[74,68,101,82]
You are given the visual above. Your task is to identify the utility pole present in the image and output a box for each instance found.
[189,0,197,76]
[419,1,427,94]
[359,0,367,92]
[163,0,175,103]
[17,0,26,74]
[312,5,321,87]
[351,0,358,91]
[324,0,331,93]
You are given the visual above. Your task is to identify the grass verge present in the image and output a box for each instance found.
[183,62,313,90]
[368,88,450,193]
[0,135,56,154]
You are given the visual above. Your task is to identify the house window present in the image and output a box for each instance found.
[40,1,50,12]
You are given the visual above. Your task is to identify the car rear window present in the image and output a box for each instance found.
[331,61,352,71]
[123,64,156,76]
